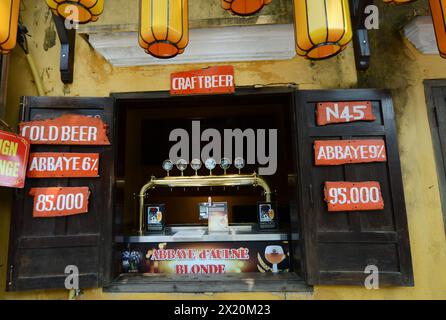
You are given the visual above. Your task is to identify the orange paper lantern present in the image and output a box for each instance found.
[139,0,189,59]
[46,0,104,24]
[293,0,353,60]
[221,0,272,16]
[0,0,20,54]
[429,0,446,58]
[383,0,417,4]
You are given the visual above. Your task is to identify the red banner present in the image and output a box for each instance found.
[314,139,387,166]
[19,114,110,145]
[171,66,235,95]
[316,101,375,126]
[0,130,30,188]
[27,153,99,178]
[324,181,384,212]
[29,187,90,217]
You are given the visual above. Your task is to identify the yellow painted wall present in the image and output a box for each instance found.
[1,0,446,300]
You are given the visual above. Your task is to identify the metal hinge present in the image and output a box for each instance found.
[8,265,14,287]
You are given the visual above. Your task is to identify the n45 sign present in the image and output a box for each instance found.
[316,101,375,126]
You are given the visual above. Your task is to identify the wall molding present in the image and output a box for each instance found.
[87,24,296,67]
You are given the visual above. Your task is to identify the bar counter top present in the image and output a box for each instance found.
[115,224,290,243]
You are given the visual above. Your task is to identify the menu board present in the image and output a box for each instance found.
[324,181,384,212]
[315,101,387,213]
[29,187,90,217]
[314,139,387,166]
[20,114,109,218]
[27,152,99,178]
[316,101,375,126]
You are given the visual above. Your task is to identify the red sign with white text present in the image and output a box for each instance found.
[171,66,235,95]
[316,101,375,126]
[29,187,90,217]
[27,153,99,178]
[0,130,30,188]
[324,181,384,212]
[19,114,110,145]
[314,139,387,166]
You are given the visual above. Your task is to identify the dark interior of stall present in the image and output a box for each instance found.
[112,90,303,281]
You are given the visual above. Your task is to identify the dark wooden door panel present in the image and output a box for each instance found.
[295,89,413,286]
[425,80,446,245]
[7,96,115,291]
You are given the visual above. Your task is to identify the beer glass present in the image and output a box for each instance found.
[264,245,285,273]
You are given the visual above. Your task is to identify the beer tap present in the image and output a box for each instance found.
[137,157,272,233]
[220,158,231,190]
[162,159,173,176]
[191,159,202,191]
[190,159,202,176]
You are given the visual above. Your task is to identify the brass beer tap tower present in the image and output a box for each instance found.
[138,157,272,234]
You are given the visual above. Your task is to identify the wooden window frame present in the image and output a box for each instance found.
[107,87,310,293]
[6,87,414,292]
[424,79,446,234]
[0,55,9,118]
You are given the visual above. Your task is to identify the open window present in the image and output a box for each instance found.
[108,89,307,292]
[6,88,413,292]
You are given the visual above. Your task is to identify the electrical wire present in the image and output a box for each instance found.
[17,21,45,96]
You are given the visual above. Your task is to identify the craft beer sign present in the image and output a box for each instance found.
[324,181,384,212]
[29,187,90,217]
[0,130,30,188]
[27,153,99,178]
[19,114,110,145]
[314,139,387,166]
[316,101,375,126]
[171,66,235,95]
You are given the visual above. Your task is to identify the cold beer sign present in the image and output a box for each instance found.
[0,130,30,188]
[171,66,235,95]
[19,114,110,145]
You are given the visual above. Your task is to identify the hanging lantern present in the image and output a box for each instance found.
[221,0,272,16]
[0,0,20,54]
[383,0,417,4]
[139,0,189,59]
[46,0,104,24]
[293,0,353,60]
[429,0,446,58]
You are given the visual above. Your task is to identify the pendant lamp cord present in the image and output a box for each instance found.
[17,21,45,96]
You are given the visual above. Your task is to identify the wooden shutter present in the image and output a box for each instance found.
[7,96,115,291]
[424,81,446,230]
[294,89,414,286]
